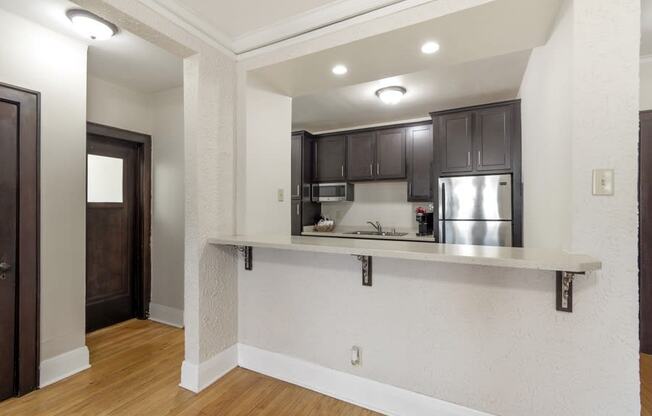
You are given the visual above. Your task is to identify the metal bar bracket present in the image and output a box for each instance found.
[237,246,253,270]
[355,255,372,286]
[556,271,584,312]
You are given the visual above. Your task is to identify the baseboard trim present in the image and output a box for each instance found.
[39,346,91,388]
[149,303,184,328]
[179,344,238,393]
[237,344,493,416]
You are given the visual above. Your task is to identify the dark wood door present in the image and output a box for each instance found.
[291,134,302,199]
[347,132,375,181]
[291,201,302,235]
[314,136,346,182]
[376,128,406,179]
[438,112,474,174]
[407,125,433,202]
[86,135,138,332]
[641,111,652,353]
[475,105,512,171]
[0,99,18,401]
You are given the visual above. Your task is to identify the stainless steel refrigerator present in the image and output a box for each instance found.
[438,174,513,246]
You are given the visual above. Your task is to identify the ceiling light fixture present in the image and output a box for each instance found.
[421,41,440,55]
[375,86,407,105]
[66,9,118,40]
[332,64,348,75]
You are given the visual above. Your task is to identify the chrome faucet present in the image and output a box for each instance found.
[367,221,383,234]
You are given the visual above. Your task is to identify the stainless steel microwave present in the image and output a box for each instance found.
[311,183,354,202]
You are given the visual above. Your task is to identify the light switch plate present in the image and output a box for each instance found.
[277,188,284,202]
[592,169,614,196]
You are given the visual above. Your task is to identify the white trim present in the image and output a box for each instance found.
[237,344,494,416]
[39,346,90,388]
[309,117,432,135]
[179,344,238,393]
[149,303,184,328]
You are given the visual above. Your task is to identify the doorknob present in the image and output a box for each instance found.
[0,262,11,272]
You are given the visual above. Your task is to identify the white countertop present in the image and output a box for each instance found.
[301,225,436,242]
[209,234,601,273]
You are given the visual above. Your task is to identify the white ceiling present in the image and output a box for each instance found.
[292,50,531,132]
[145,0,404,53]
[0,0,182,93]
[251,0,562,98]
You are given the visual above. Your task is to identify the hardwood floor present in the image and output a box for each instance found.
[644,354,652,416]
[0,319,378,415]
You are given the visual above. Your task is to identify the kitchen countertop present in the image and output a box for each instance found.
[209,234,601,274]
[301,225,436,242]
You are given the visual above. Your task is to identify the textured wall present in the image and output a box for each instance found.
[0,9,88,361]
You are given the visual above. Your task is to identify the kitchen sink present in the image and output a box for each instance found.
[345,231,409,237]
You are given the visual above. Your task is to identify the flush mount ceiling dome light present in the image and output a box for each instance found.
[375,86,407,105]
[66,9,117,40]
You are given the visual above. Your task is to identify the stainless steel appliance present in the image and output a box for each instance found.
[438,174,512,246]
[311,182,354,202]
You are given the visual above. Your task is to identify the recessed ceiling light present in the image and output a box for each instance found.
[66,9,118,40]
[421,41,440,55]
[375,86,407,105]
[332,64,348,75]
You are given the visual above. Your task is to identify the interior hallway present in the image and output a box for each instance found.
[0,320,377,416]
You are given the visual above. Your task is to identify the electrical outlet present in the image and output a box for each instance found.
[351,346,361,366]
[277,188,284,202]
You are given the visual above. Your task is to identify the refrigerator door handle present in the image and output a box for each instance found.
[441,182,446,243]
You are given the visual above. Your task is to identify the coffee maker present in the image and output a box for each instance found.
[415,207,434,236]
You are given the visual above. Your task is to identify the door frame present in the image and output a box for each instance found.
[86,122,152,320]
[0,82,40,395]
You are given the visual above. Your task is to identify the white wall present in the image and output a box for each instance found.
[87,77,185,322]
[518,1,573,250]
[642,60,652,111]
[87,75,152,134]
[0,10,88,361]
[321,182,422,230]
[150,87,185,316]
[238,1,642,415]
[242,80,292,235]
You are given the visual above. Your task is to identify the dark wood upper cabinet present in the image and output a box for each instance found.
[375,128,406,179]
[407,124,433,202]
[291,134,302,199]
[438,112,474,174]
[314,135,346,182]
[347,132,375,181]
[475,105,512,171]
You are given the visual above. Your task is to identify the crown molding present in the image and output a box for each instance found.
[136,0,435,56]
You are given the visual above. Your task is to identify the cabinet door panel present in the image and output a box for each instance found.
[376,128,406,179]
[407,125,433,202]
[301,136,314,200]
[475,106,512,171]
[314,136,346,182]
[439,112,473,174]
[291,134,302,199]
[291,200,302,235]
[347,132,375,180]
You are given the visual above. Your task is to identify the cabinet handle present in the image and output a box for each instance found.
[369,164,373,176]
[408,183,412,196]
[296,184,300,196]
[376,163,380,175]
[467,151,471,167]
[296,204,300,216]
[477,150,481,167]
[341,165,344,177]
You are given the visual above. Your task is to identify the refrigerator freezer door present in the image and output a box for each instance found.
[439,220,513,247]
[439,174,512,220]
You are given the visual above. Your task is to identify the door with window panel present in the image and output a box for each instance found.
[86,135,138,332]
